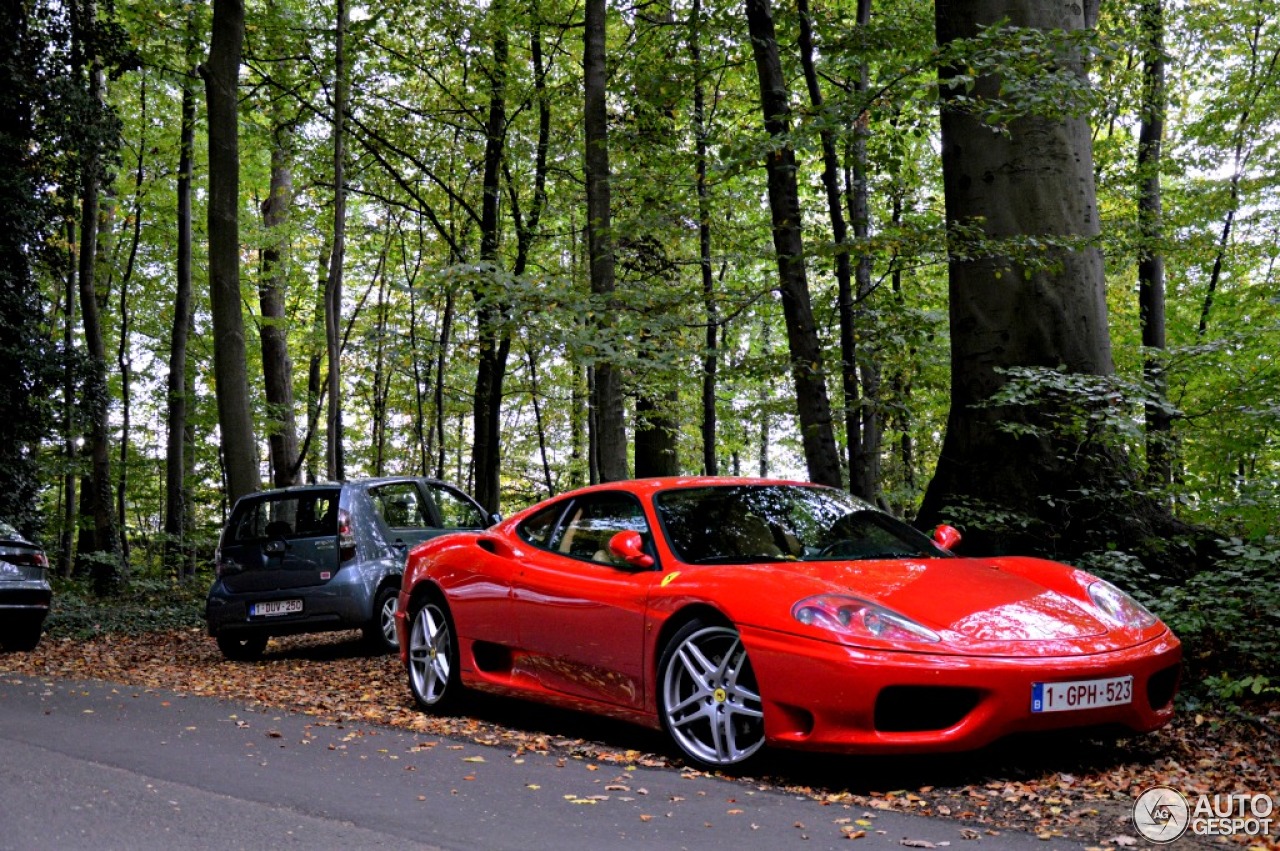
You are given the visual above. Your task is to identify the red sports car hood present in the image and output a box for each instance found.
[849,558,1108,641]
[723,557,1144,655]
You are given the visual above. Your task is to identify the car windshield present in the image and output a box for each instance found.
[654,484,950,565]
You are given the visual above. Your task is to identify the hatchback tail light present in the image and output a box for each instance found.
[338,508,356,561]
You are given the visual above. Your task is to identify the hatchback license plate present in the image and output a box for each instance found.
[1032,675,1132,713]
[251,599,302,617]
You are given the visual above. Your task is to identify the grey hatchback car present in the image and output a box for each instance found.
[205,476,493,661]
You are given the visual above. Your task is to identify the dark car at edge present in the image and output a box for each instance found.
[0,522,52,652]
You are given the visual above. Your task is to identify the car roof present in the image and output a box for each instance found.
[237,476,461,500]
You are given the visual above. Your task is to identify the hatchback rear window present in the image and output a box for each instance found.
[230,490,340,542]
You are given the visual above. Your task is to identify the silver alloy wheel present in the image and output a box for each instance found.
[408,602,453,706]
[379,594,399,648]
[661,624,765,767]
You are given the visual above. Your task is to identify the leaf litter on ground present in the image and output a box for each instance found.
[3,628,1276,849]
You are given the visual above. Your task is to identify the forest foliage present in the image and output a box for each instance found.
[2,0,1278,702]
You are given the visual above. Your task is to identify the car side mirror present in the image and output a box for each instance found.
[608,530,654,569]
[933,524,961,550]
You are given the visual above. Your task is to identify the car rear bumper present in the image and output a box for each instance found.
[0,582,52,617]
[205,578,375,638]
[742,625,1181,754]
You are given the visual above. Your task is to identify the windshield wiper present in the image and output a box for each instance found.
[690,554,796,565]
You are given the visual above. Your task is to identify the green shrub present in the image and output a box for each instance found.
[1080,537,1280,706]
[46,576,208,640]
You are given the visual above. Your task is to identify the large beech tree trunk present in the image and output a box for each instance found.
[920,0,1149,554]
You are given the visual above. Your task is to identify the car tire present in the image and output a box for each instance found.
[364,585,399,653]
[216,633,268,661]
[658,618,766,770]
[406,594,463,713]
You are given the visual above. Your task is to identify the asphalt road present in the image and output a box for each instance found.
[0,675,1086,851]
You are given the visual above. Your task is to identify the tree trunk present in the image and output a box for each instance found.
[372,264,389,476]
[471,1,511,513]
[435,288,453,480]
[744,0,842,488]
[260,129,301,488]
[583,0,628,482]
[60,224,79,579]
[1137,0,1170,491]
[846,0,882,503]
[72,0,123,593]
[325,0,350,482]
[301,241,331,484]
[689,0,719,477]
[163,60,193,572]
[634,391,680,477]
[797,0,880,498]
[201,0,259,503]
[920,0,1138,554]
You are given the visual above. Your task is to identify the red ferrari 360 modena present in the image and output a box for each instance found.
[395,477,1180,769]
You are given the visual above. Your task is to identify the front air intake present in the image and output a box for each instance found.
[874,686,981,732]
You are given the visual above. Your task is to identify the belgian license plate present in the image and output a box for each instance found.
[251,599,302,617]
[1032,675,1132,713]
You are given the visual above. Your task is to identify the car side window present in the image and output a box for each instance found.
[371,483,431,530]
[517,503,566,548]
[428,484,488,529]
[548,493,650,565]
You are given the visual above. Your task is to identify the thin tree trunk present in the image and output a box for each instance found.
[797,0,865,495]
[326,0,350,482]
[744,0,842,488]
[846,0,882,502]
[1137,0,1170,490]
[166,41,195,570]
[471,0,511,513]
[302,241,331,483]
[201,0,258,502]
[689,0,720,477]
[434,288,453,480]
[73,0,123,592]
[260,128,301,487]
[526,342,556,496]
[584,0,629,482]
[115,106,147,565]
[1197,12,1276,336]
[60,224,78,579]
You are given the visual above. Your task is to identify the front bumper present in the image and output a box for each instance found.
[743,625,1181,754]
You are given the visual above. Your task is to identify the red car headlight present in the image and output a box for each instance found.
[1087,579,1158,629]
[792,594,941,644]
